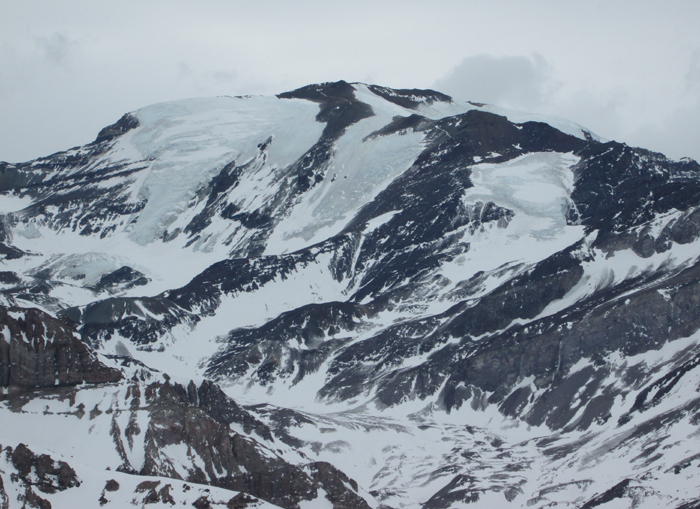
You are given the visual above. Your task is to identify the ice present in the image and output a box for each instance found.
[435,152,585,313]
[265,85,428,254]
[5,224,232,306]
[119,96,324,245]
[464,152,578,232]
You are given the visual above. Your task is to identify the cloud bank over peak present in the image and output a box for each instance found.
[434,52,700,163]
[1,2,698,164]
[434,54,556,111]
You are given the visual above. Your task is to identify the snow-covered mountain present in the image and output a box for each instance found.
[2,80,700,508]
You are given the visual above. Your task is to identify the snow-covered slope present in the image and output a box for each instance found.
[1,81,700,508]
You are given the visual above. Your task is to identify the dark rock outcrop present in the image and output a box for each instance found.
[206,301,368,386]
[579,479,633,509]
[131,379,369,509]
[305,461,370,509]
[0,214,25,260]
[93,113,140,144]
[0,443,81,509]
[91,266,150,294]
[422,474,481,509]
[278,80,374,140]
[9,443,80,494]
[366,84,452,110]
[0,305,122,397]
[0,470,7,509]
[63,296,198,349]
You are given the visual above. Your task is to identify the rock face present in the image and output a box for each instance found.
[0,443,81,509]
[138,380,319,508]
[305,461,370,509]
[91,266,150,294]
[93,113,140,144]
[103,377,371,508]
[1,81,700,507]
[0,305,122,397]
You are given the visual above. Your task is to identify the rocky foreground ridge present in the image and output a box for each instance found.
[0,81,700,507]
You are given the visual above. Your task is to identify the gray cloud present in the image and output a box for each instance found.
[627,52,700,161]
[630,99,700,162]
[434,53,700,162]
[177,62,251,96]
[1,2,698,164]
[686,50,700,94]
[434,54,556,110]
[553,88,627,141]
[34,32,79,67]
[0,42,15,96]
[209,70,237,84]
[177,61,193,77]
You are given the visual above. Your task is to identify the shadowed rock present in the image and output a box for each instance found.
[0,305,122,397]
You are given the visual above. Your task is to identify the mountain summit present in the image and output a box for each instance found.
[1,81,700,508]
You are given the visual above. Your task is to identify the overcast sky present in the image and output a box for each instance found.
[1,0,698,163]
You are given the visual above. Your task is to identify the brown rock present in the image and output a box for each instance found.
[104,479,120,492]
[306,461,370,509]
[192,495,211,509]
[10,443,80,494]
[1,443,81,509]
[139,381,319,508]
[0,305,122,397]
[0,471,9,509]
[20,486,51,509]
[227,493,258,508]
